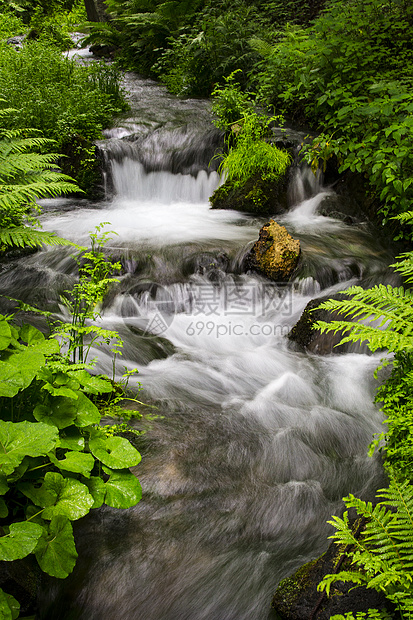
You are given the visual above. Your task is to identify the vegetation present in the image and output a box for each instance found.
[319,477,413,620]
[0,94,143,617]
[0,40,127,193]
[81,0,413,235]
[211,80,291,187]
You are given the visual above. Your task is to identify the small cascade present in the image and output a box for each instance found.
[111,162,220,203]
[287,163,323,205]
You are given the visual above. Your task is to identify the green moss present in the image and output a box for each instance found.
[275,557,320,610]
[210,174,288,215]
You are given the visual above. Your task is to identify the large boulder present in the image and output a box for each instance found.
[210,173,290,216]
[246,220,300,281]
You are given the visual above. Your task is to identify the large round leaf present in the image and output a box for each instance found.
[35,516,78,578]
[20,472,94,521]
[34,396,78,430]
[49,451,95,478]
[103,467,142,509]
[20,323,44,345]
[0,421,58,476]
[5,349,45,390]
[84,476,106,509]
[0,521,43,561]
[74,393,100,427]
[0,588,20,620]
[0,361,25,398]
[0,319,12,350]
[89,436,141,469]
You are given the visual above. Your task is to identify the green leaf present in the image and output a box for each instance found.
[0,361,25,397]
[0,588,20,620]
[0,499,8,518]
[49,451,95,478]
[75,393,101,427]
[32,337,60,355]
[69,370,113,394]
[19,472,94,521]
[34,397,78,429]
[0,475,9,495]
[0,521,43,561]
[20,324,45,345]
[35,516,78,579]
[84,476,106,509]
[0,421,58,475]
[58,428,85,451]
[103,467,142,509]
[4,349,45,390]
[0,319,12,351]
[89,436,141,469]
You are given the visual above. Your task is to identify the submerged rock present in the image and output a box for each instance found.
[272,521,390,620]
[210,172,290,216]
[246,220,300,281]
[288,296,347,355]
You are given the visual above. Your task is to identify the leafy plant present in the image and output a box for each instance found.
[319,475,413,620]
[211,70,255,130]
[250,0,413,237]
[0,40,127,191]
[0,314,142,619]
[0,104,80,254]
[56,224,122,364]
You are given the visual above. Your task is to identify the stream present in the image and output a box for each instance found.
[0,74,395,619]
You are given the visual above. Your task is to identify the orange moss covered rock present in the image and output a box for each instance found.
[248,220,300,281]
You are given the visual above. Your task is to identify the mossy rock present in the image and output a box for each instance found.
[272,522,391,620]
[246,220,300,281]
[209,172,289,216]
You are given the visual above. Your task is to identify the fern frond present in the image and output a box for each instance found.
[0,181,79,209]
[0,227,76,249]
[321,476,413,615]
[319,570,367,596]
[315,284,413,352]
[248,36,276,58]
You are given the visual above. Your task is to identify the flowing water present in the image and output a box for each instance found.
[0,75,395,619]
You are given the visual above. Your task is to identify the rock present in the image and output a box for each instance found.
[246,220,300,281]
[288,296,347,355]
[210,172,290,216]
[6,34,27,49]
[272,523,391,620]
[0,556,41,616]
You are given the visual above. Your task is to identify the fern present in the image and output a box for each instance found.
[319,475,413,618]
[0,227,76,249]
[0,105,79,248]
[315,280,413,353]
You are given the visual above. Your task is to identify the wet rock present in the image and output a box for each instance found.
[0,556,41,617]
[288,296,347,355]
[6,34,27,49]
[89,44,116,58]
[246,220,300,281]
[272,521,391,620]
[210,172,290,216]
